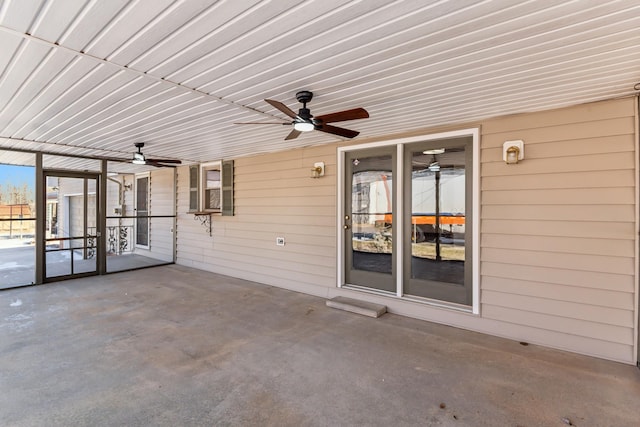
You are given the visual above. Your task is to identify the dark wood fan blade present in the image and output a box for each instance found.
[315,108,369,123]
[146,160,177,168]
[146,158,181,164]
[284,129,301,140]
[265,99,298,119]
[317,123,359,138]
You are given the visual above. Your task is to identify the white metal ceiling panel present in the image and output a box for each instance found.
[2,57,96,136]
[18,66,130,140]
[55,0,130,50]
[28,0,89,42]
[0,0,47,32]
[159,0,305,83]
[0,48,78,130]
[80,0,175,61]
[126,0,264,72]
[0,0,639,164]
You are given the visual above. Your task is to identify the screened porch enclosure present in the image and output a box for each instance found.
[0,150,176,289]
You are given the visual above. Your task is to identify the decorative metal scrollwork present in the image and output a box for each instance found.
[108,226,117,254]
[107,225,132,254]
[193,213,212,236]
[87,236,95,259]
[119,226,129,253]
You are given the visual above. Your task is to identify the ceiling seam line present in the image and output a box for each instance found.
[0,24,281,121]
[0,135,201,163]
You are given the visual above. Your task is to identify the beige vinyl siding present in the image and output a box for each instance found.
[175,97,638,364]
[480,97,636,363]
[176,144,338,296]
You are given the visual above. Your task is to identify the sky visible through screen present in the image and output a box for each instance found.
[0,164,36,191]
[0,165,36,188]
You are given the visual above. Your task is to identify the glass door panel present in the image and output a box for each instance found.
[404,139,472,305]
[344,148,396,293]
[44,174,98,281]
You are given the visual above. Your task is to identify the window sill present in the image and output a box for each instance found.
[188,211,221,215]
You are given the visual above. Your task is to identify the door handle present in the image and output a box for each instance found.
[343,224,350,230]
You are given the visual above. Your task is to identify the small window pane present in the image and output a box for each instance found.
[189,166,198,188]
[205,188,221,210]
[206,170,220,187]
[189,191,198,211]
[201,163,221,211]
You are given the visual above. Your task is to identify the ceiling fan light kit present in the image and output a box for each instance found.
[294,121,314,132]
[131,153,147,165]
[237,91,369,140]
[132,142,146,164]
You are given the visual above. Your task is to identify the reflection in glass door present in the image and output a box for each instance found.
[404,139,472,305]
[344,147,396,293]
[44,172,99,281]
[341,131,477,309]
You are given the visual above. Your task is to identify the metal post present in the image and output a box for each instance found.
[35,154,44,284]
[98,159,107,275]
[435,170,441,261]
[83,177,88,260]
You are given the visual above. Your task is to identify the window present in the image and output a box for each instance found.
[201,162,221,211]
[198,160,234,215]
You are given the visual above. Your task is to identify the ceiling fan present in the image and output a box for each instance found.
[130,143,182,167]
[236,91,369,140]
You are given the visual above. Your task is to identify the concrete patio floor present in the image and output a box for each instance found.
[1,265,639,426]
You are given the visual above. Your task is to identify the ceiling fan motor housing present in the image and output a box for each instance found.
[298,107,313,121]
[296,91,314,124]
[295,90,313,104]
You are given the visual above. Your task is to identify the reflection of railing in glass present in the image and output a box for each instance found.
[412,165,465,262]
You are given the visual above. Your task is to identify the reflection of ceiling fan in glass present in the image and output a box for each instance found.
[130,143,182,167]
[235,91,369,140]
[413,147,467,174]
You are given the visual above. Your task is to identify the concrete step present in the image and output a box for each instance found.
[326,296,387,318]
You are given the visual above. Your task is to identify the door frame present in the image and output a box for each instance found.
[337,128,480,314]
[41,169,101,282]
